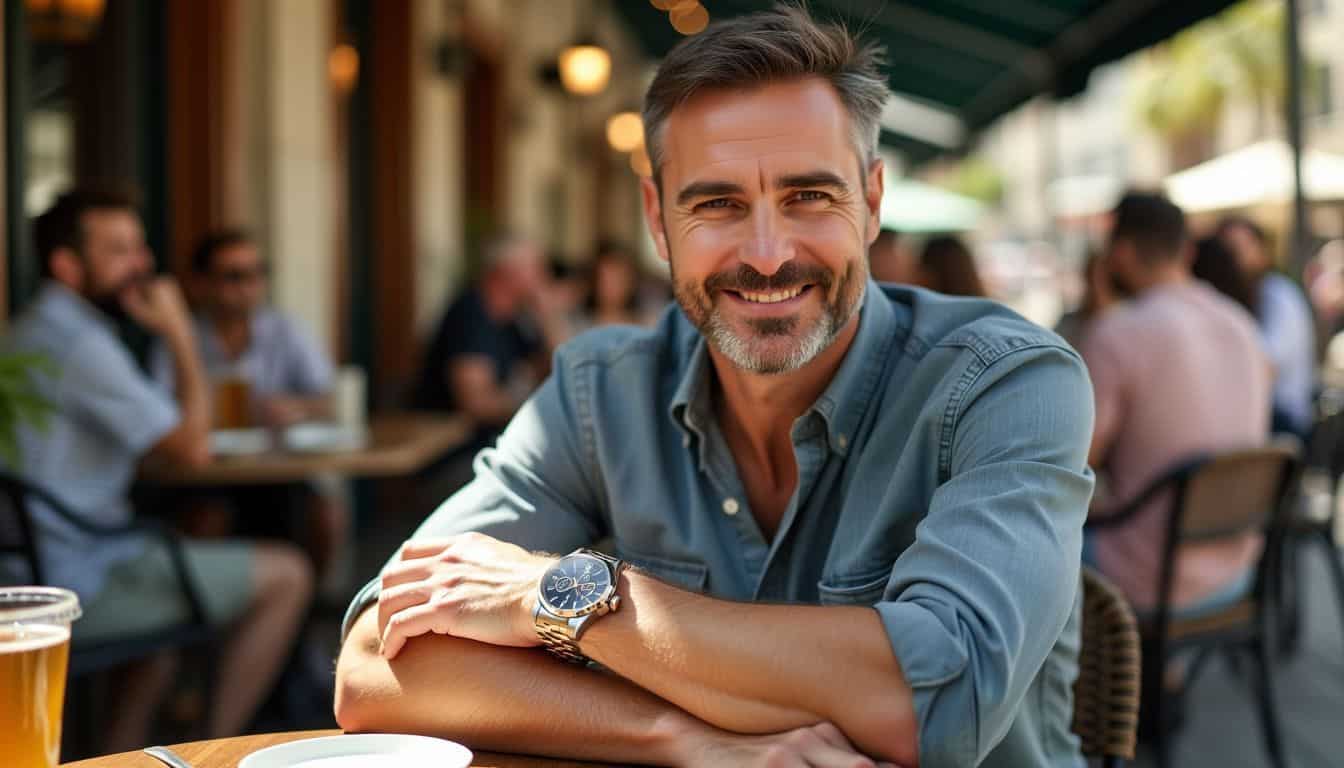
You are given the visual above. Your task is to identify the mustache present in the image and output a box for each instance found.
[704,263,831,294]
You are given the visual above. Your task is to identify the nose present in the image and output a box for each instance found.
[737,205,795,277]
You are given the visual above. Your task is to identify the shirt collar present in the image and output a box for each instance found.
[668,279,897,458]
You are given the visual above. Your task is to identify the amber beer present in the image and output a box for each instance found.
[215,375,252,429]
[0,588,80,768]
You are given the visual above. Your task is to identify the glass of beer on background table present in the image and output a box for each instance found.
[0,587,81,768]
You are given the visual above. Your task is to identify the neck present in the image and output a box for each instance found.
[1133,263,1189,293]
[710,312,860,468]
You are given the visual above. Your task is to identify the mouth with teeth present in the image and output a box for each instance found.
[725,284,813,305]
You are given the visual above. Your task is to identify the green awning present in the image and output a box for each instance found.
[616,0,1241,164]
[881,179,983,233]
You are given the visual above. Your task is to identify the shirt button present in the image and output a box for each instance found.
[837,434,848,450]
[722,498,740,516]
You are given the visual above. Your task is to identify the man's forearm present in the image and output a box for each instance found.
[335,608,712,766]
[581,571,919,766]
[162,328,211,437]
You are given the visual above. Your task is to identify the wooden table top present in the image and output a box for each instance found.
[138,414,470,487]
[61,730,603,767]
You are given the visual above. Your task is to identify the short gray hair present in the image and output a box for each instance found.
[642,4,889,185]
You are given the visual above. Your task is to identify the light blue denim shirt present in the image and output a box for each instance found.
[1,283,179,598]
[345,281,1094,767]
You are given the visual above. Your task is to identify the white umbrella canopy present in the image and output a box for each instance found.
[879,179,984,233]
[1164,139,1344,213]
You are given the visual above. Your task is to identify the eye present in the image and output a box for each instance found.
[694,198,736,211]
[794,190,831,203]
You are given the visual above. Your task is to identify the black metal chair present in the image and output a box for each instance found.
[1275,408,1344,657]
[0,469,219,753]
[1087,444,1299,768]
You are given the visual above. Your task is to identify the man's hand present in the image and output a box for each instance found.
[377,533,554,658]
[122,277,193,340]
[684,723,904,768]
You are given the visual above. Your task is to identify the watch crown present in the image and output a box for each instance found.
[610,595,622,612]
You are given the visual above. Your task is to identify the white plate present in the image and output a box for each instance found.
[238,734,472,768]
[283,423,365,453]
[210,428,271,456]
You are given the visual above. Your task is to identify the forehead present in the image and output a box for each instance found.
[660,77,859,187]
[80,208,142,239]
[214,243,260,264]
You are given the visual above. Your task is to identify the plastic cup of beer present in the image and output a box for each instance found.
[0,587,81,768]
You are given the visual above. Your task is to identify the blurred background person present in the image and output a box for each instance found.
[1218,215,1316,439]
[1053,250,1115,351]
[1083,192,1270,621]
[1191,234,1259,316]
[916,235,987,297]
[3,187,311,752]
[174,230,334,426]
[576,240,657,331]
[867,227,917,284]
[151,229,350,590]
[412,235,569,445]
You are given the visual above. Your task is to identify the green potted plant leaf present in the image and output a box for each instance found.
[0,352,58,468]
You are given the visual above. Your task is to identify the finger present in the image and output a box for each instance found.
[379,557,436,590]
[377,581,438,633]
[380,601,453,659]
[808,723,855,751]
[398,537,461,561]
[799,743,877,768]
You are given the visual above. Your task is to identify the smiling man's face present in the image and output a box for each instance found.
[642,77,883,375]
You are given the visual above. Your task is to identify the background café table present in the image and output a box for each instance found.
[60,730,603,767]
[137,414,470,487]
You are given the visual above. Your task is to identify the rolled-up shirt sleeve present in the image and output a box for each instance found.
[342,345,607,638]
[877,345,1094,767]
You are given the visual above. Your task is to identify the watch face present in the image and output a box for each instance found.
[541,554,613,617]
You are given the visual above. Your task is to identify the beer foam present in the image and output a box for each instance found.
[0,623,69,653]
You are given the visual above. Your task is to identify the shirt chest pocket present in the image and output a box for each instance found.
[817,566,892,606]
[615,542,709,593]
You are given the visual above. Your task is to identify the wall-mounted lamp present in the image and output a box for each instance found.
[26,0,106,43]
[329,43,360,94]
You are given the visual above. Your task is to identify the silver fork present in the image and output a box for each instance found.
[143,746,194,768]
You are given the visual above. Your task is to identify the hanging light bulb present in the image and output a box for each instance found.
[606,112,644,153]
[558,43,611,96]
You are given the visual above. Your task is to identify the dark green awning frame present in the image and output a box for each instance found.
[616,0,1242,164]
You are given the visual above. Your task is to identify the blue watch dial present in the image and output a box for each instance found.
[541,554,612,615]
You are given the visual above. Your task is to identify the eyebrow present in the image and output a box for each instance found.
[776,171,849,193]
[675,172,851,207]
[675,181,746,207]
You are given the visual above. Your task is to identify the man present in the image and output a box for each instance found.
[1217,215,1316,439]
[867,228,916,284]
[3,188,312,750]
[412,235,569,445]
[1084,193,1271,614]
[165,229,334,425]
[337,9,1093,767]
[154,230,347,585]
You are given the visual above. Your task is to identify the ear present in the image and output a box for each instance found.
[864,158,885,246]
[641,176,671,265]
[48,247,84,290]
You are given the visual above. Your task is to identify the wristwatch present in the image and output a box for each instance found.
[533,548,626,663]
